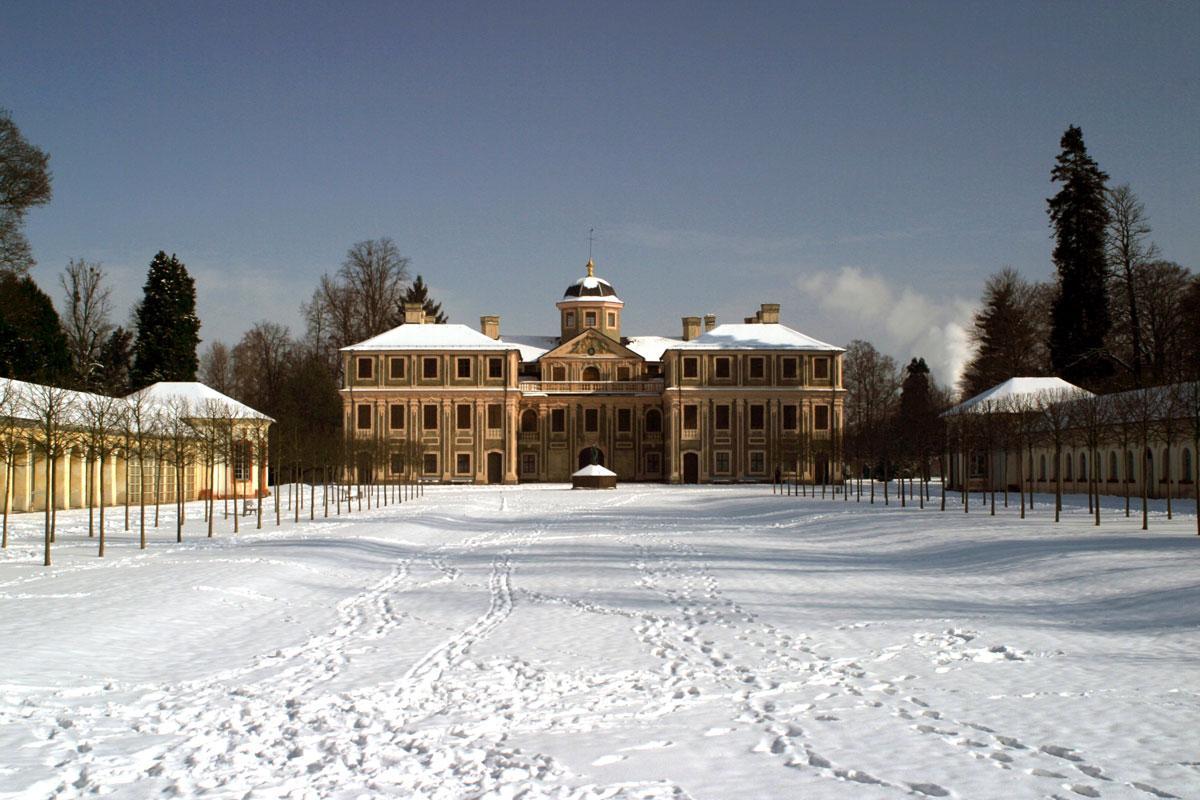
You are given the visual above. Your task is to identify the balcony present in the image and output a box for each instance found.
[518,380,664,395]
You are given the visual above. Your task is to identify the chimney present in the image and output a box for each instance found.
[404,302,425,324]
[703,314,717,332]
[744,316,758,324]
[480,315,500,340]
[759,303,780,324]
[681,316,701,341]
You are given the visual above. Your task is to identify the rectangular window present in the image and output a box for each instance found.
[813,357,830,380]
[683,404,699,430]
[551,365,566,381]
[749,451,765,474]
[646,452,661,474]
[715,404,731,430]
[389,357,405,380]
[422,357,438,379]
[357,357,373,380]
[584,311,597,327]
[551,408,566,432]
[617,408,632,432]
[617,365,631,381]
[488,357,503,379]
[456,453,471,474]
[390,405,405,430]
[683,357,699,379]
[715,357,731,379]
[456,404,472,430]
[715,451,731,474]
[814,404,830,430]
[521,453,537,475]
[565,311,575,328]
[584,408,599,432]
[423,404,438,431]
[356,404,372,431]
[456,357,472,379]
[782,358,798,379]
[782,404,798,430]
[749,357,765,379]
[487,404,502,429]
[390,453,403,474]
[607,311,616,327]
[423,453,438,475]
[749,404,765,430]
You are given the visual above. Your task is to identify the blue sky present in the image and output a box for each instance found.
[3,1,1197,384]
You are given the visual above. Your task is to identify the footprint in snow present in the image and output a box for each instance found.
[591,754,626,766]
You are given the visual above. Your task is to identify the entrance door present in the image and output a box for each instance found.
[683,452,700,484]
[356,452,373,485]
[815,453,830,484]
[579,447,605,469]
[486,452,503,484]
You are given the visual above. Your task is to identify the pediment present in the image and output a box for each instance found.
[541,329,644,361]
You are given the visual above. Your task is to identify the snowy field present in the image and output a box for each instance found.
[0,485,1197,800]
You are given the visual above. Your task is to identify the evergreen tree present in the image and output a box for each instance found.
[97,327,133,395]
[897,358,940,469]
[130,251,201,389]
[401,275,448,323]
[959,268,1051,398]
[1047,125,1111,388]
[0,271,70,382]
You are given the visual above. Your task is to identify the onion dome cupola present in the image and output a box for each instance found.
[556,259,625,341]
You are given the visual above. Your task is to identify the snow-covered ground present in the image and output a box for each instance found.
[1,485,1197,799]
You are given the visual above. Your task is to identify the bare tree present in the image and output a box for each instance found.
[125,390,152,549]
[1185,380,1200,535]
[232,322,293,417]
[163,397,195,542]
[28,383,75,565]
[303,238,410,371]
[1037,389,1084,523]
[59,259,113,389]
[1105,185,1158,388]
[81,392,122,555]
[0,380,20,548]
[199,341,235,395]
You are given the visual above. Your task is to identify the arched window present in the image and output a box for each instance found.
[1079,453,1087,481]
[520,409,538,433]
[1162,448,1170,482]
[1126,451,1135,482]
[1184,448,1194,482]
[1064,455,1072,481]
[233,440,252,481]
[645,408,662,433]
[582,365,601,381]
[1109,451,1118,482]
[1039,454,1047,481]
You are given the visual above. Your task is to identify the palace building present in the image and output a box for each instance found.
[340,261,845,484]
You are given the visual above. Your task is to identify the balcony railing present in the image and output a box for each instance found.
[518,380,664,395]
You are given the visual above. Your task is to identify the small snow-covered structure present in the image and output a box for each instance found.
[941,377,1089,417]
[572,463,616,490]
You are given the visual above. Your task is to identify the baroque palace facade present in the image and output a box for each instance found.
[340,261,845,484]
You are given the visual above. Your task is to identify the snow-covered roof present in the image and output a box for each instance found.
[943,377,1091,416]
[0,378,272,425]
[342,323,518,352]
[132,382,273,421]
[669,323,842,352]
[501,335,558,363]
[627,336,682,362]
[572,464,616,477]
[561,275,623,304]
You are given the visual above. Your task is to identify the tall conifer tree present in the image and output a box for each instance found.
[131,251,201,389]
[0,271,70,382]
[1047,125,1111,388]
[401,275,448,323]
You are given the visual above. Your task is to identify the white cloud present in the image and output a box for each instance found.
[798,266,975,389]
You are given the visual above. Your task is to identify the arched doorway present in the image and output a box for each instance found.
[486,452,503,484]
[356,452,373,485]
[578,446,605,469]
[682,452,700,484]
[815,453,830,484]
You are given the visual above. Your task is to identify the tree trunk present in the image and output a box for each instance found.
[44,449,53,566]
[98,453,106,557]
[2,456,11,548]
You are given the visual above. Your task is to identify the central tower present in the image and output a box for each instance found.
[556,258,624,342]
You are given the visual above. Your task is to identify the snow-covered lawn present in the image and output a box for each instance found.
[0,485,1197,799]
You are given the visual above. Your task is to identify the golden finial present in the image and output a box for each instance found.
[586,258,595,278]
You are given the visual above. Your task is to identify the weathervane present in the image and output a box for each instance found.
[587,227,595,262]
